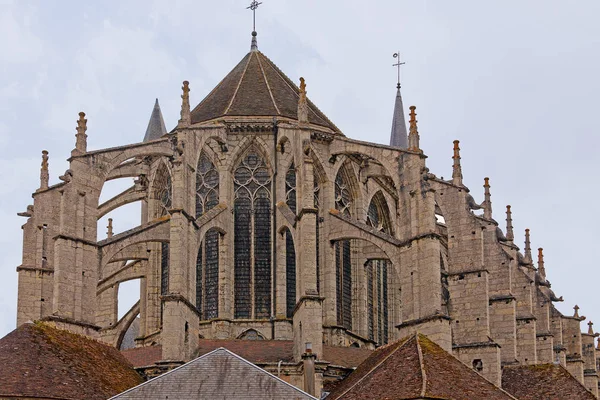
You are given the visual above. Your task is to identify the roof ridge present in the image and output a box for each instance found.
[224,52,254,115]
[416,334,428,397]
[333,335,414,399]
[255,51,281,115]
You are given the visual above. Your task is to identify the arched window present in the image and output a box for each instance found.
[314,171,321,294]
[334,166,354,330]
[366,192,392,234]
[285,229,296,318]
[238,329,265,340]
[196,229,219,320]
[366,259,389,345]
[196,152,219,218]
[285,163,296,214]
[233,150,273,319]
[153,163,172,296]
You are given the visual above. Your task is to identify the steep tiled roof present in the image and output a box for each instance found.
[112,347,317,399]
[327,334,516,400]
[0,322,142,400]
[502,364,596,400]
[190,51,341,133]
[122,340,372,369]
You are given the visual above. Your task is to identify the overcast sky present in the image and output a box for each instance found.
[1,0,599,339]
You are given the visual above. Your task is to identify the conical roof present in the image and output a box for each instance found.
[389,86,408,148]
[327,334,516,400]
[143,99,167,142]
[190,51,341,133]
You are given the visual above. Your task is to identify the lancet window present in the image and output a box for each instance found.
[196,229,220,320]
[334,166,353,330]
[285,163,296,214]
[160,242,169,295]
[285,229,296,318]
[233,150,273,319]
[196,152,219,218]
[366,259,389,345]
[154,164,172,296]
[314,173,321,294]
[366,192,392,234]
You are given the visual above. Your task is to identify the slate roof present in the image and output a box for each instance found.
[389,86,408,148]
[112,347,318,400]
[327,334,516,400]
[122,339,372,369]
[143,98,167,142]
[502,364,597,400]
[190,50,341,133]
[0,322,142,400]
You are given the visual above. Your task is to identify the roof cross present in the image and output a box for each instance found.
[393,52,406,89]
[247,1,262,32]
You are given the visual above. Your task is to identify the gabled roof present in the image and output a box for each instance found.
[327,334,516,400]
[143,98,167,142]
[0,322,142,400]
[190,50,341,133]
[112,347,318,400]
[502,364,596,400]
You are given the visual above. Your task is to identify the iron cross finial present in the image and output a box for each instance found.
[393,52,406,89]
[247,1,263,32]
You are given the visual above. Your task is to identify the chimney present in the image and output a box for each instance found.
[302,342,317,397]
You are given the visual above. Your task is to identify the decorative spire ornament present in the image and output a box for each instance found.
[452,140,463,185]
[524,228,532,264]
[538,248,546,281]
[389,53,408,148]
[407,106,420,152]
[505,205,514,242]
[40,150,49,190]
[73,112,87,155]
[574,305,580,318]
[483,177,492,219]
[588,321,594,335]
[178,81,191,128]
[107,218,113,238]
[247,0,262,51]
[298,77,308,125]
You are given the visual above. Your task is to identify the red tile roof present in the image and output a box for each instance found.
[122,339,372,370]
[0,322,143,400]
[502,364,596,400]
[327,334,516,400]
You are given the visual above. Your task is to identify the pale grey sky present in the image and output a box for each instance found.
[1,0,598,338]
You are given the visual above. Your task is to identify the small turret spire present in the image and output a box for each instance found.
[40,150,49,190]
[505,205,514,242]
[407,106,420,152]
[144,99,168,141]
[177,82,191,128]
[538,248,546,281]
[574,305,580,318]
[588,321,594,335]
[107,218,114,238]
[298,77,308,125]
[483,177,492,219]
[524,228,532,264]
[389,52,408,148]
[452,140,463,185]
[247,1,262,51]
[72,112,87,156]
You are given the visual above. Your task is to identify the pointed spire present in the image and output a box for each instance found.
[588,321,594,335]
[483,177,492,219]
[505,205,514,242]
[72,112,87,155]
[452,140,463,185]
[40,150,49,190]
[298,77,309,125]
[407,106,420,152]
[251,30,258,51]
[538,248,546,281]
[389,87,408,148]
[574,305,580,318]
[144,99,168,142]
[524,229,532,264]
[107,218,113,238]
[177,81,191,129]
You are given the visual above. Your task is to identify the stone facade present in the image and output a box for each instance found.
[14,40,599,397]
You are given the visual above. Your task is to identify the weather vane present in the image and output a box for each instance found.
[247,1,262,32]
[393,52,406,89]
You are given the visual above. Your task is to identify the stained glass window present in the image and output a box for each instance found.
[366,192,392,234]
[335,168,352,217]
[285,229,296,318]
[154,164,172,218]
[233,151,272,319]
[336,240,352,330]
[366,259,389,345]
[196,152,219,218]
[196,229,219,320]
[314,173,321,294]
[160,242,169,295]
[285,163,297,214]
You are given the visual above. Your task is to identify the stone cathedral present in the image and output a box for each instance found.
[10,31,600,398]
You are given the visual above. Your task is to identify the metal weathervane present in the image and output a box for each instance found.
[393,52,405,89]
[247,1,262,32]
